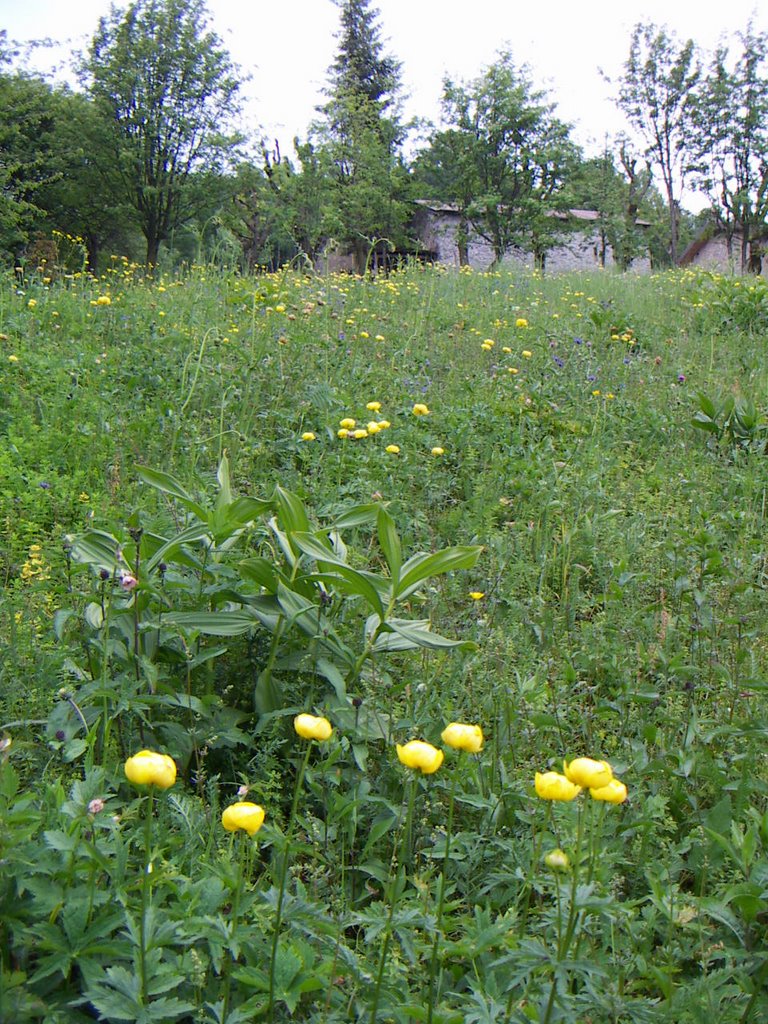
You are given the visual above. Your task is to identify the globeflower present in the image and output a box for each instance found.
[221,801,266,835]
[515,317,528,328]
[300,432,316,441]
[294,713,333,742]
[386,444,400,454]
[339,418,356,430]
[124,750,177,789]
[534,771,581,801]
[563,758,613,789]
[590,778,628,804]
[412,403,430,416]
[366,401,382,412]
[441,722,484,753]
[469,591,485,600]
[544,848,571,872]
[396,740,443,774]
[431,447,445,456]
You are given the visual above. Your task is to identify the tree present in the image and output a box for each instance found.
[82,0,241,267]
[313,0,410,272]
[615,23,700,265]
[689,25,768,273]
[570,139,653,270]
[0,36,60,259]
[419,52,579,268]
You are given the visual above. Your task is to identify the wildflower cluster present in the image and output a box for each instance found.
[535,756,628,804]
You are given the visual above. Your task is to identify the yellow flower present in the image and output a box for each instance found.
[396,740,443,774]
[359,330,370,338]
[375,334,385,341]
[483,338,495,347]
[339,418,356,429]
[386,444,400,454]
[431,447,445,456]
[27,299,37,309]
[515,317,528,328]
[377,419,391,429]
[544,848,570,872]
[274,304,286,313]
[366,401,382,411]
[96,295,111,306]
[590,778,628,804]
[367,421,381,433]
[352,428,368,439]
[441,722,484,753]
[563,758,613,789]
[300,432,316,441]
[534,771,582,801]
[502,346,512,353]
[8,355,19,363]
[469,591,485,600]
[508,367,519,375]
[592,389,601,397]
[337,428,350,438]
[294,713,333,742]
[522,350,532,358]
[124,750,177,789]
[221,801,266,835]
[412,403,430,416]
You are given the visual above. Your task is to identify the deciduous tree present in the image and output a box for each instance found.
[615,23,699,265]
[82,0,241,268]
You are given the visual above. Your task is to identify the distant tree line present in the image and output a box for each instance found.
[1,0,767,273]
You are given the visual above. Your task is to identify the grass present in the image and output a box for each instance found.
[1,259,768,1022]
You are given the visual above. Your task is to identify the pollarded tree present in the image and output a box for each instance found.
[689,24,768,273]
[82,0,241,267]
[615,23,699,265]
[423,51,579,268]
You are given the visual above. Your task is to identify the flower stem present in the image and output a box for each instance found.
[267,741,312,1021]
[138,788,154,1006]
[427,764,458,1024]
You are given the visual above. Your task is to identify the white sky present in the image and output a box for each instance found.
[2,0,765,193]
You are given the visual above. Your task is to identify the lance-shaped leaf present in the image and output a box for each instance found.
[396,545,483,599]
[135,465,207,520]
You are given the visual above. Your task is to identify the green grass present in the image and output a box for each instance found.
[1,260,768,1023]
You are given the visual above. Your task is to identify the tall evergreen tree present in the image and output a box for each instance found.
[313,0,409,272]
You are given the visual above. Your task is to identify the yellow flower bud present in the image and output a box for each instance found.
[124,750,177,790]
[563,758,613,789]
[300,432,316,441]
[366,401,381,411]
[294,713,333,742]
[534,771,582,801]
[515,318,528,328]
[386,444,400,454]
[396,740,443,774]
[339,418,356,429]
[544,848,570,872]
[441,722,484,753]
[590,778,628,804]
[431,447,445,456]
[221,801,266,835]
[412,403,430,416]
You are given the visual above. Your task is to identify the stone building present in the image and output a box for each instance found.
[410,201,651,273]
[679,230,768,276]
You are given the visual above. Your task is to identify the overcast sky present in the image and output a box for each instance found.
[2,0,765,163]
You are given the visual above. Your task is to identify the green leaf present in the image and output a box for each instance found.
[328,502,381,529]
[71,530,123,573]
[145,522,211,573]
[135,465,207,520]
[239,556,280,592]
[273,485,311,533]
[162,610,257,636]
[377,506,401,585]
[397,545,483,599]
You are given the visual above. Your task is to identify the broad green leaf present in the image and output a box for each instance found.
[329,502,382,529]
[308,570,386,617]
[135,464,207,519]
[162,610,257,636]
[397,545,483,598]
[273,485,310,533]
[239,556,280,592]
[374,619,477,652]
[71,530,123,573]
[146,522,212,572]
[377,506,401,584]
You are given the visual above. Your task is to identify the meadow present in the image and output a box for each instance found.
[1,255,768,1023]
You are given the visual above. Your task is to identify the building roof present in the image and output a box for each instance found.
[413,199,650,227]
